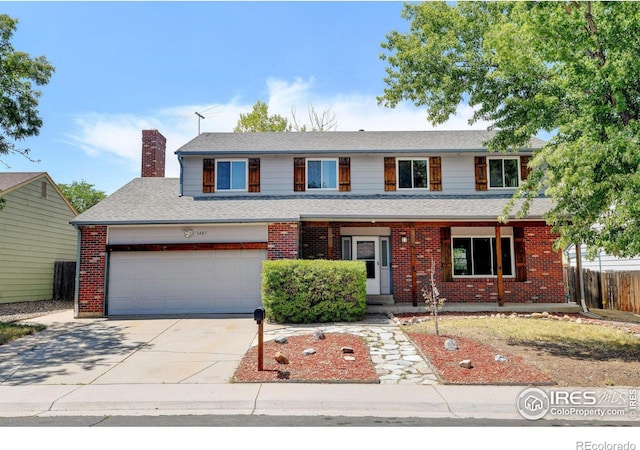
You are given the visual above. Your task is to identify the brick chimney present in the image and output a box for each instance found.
[141,129,166,177]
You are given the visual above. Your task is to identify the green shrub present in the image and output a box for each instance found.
[261,259,367,323]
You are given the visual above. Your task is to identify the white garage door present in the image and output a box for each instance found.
[107,250,266,315]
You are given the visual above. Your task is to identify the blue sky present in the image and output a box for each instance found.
[2,1,492,195]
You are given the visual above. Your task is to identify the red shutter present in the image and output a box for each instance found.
[203,159,215,193]
[514,227,527,281]
[440,227,453,282]
[339,157,351,192]
[294,157,306,192]
[520,155,531,182]
[384,157,396,191]
[248,158,260,192]
[475,156,487,191]
[429,156,442,191]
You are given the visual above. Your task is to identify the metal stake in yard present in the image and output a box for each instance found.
[254,308,265,371]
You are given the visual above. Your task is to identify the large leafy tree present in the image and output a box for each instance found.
[0,14,55,163]
[57,180,106,214]
[233,100,289,132]
[378,1,640,258]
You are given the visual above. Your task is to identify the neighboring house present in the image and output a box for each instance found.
[565,244,640,272]
[0,172,78,304]
[71,129,566,318]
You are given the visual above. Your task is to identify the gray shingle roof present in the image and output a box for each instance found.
[175,130,546,155]
[0,172,46,192]
[71,178,552,226]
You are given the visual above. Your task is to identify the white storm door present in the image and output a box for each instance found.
[380,237,391,295]
[353,237,380,295]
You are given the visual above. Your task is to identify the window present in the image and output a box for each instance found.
[452,235,514,277]
[488,157,519,188]
[307,159,337,189]
[397,158,428,189]
[216,160,247,191]
[341,237,352,260]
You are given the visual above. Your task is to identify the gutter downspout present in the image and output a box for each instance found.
[177,153,184,197]
[73,225,81,319]
[575,243,589,313]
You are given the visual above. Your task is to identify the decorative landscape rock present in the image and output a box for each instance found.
[341,346,354,354]
[444,338,458,351]
[302,348,316,355]
[274,351,289,364]
[459,359,473,369]
[275,336,288,344]
[531,312,543,319]
[495,355,508,363]
[313,329,325,340]
[344,356,356,361]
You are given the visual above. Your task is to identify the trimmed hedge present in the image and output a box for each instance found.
[261,259,367,323]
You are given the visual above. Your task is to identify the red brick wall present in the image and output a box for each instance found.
[299,221,565,304]
[141,129,166,177]
[402,224,565,304]
[300,224,329,259]
[77,225,107,317]
[268,222,299,260]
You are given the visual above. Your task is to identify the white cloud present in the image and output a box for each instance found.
[66,77,491,180]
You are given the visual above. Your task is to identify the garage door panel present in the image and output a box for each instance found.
[107,250,266,315]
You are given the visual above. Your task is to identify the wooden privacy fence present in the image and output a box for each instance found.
[53,261,76,301]
[564,267,640,314]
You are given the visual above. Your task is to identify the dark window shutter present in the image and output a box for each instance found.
[248,158,260,192]
[440,227,453,281]
[429,156,442,191]
[475,156,488,191]
[514,227,527,281]
[384,157,396,191]
[339,157,351,192]
[203,159,215,193]
[294,157,306,192]
[520,155,531,182]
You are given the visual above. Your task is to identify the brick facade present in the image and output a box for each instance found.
[141,129,166,178]
[74,220,563,318]
[268,222,299,260]
[76,225,108,318]
[299,221,565,304]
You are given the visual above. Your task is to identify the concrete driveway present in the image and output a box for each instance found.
[0,311,269,386]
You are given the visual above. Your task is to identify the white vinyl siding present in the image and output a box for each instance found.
[0,177,78,303]
[180,153,528,197]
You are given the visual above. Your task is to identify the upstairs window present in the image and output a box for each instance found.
[488,157,519,188]
[397,158,429,189]
[307,159,337,190]
[216,159,247,191]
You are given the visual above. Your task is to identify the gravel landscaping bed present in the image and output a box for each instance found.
[0,300,73,323]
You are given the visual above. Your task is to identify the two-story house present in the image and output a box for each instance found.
[71,129,566,318]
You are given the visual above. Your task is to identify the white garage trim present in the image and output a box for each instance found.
[107,249,266,315]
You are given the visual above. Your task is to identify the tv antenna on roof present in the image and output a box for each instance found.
[195,112,205,135]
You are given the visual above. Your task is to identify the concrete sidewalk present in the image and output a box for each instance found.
[0,310,635,423]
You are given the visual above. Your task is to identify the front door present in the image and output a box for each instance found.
[353,237,380,295]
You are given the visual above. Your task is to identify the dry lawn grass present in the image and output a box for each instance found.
[403,313,640,387]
